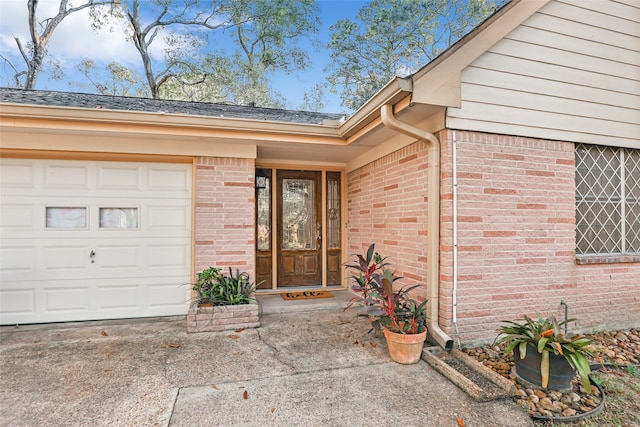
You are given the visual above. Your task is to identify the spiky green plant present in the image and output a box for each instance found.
[495,314,597,393]
[192,266,258,306]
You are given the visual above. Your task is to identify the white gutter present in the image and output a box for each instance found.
[380,104,453,350]
[452,130,461,348]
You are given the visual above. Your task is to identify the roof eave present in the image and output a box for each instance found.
[337,77,414,140]
[0,102,345,143]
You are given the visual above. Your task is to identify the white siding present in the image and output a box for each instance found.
[447,0,640,148]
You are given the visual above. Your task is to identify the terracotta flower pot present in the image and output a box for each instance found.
[383,328,428,364]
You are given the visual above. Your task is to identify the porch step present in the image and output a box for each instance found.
[256,290,353,315]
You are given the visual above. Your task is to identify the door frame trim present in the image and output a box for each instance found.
[256,164,347,292]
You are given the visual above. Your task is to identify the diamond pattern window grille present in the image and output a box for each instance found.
[575,144,640,255]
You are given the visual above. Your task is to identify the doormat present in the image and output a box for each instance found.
[280,290,334,300]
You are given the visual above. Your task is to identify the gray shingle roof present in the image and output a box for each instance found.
[0,87,345,125]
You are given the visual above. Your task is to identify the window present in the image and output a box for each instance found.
[575,144,640,255]
[99,208,139,229]
[256,172,271,251]
[46,207,87,229]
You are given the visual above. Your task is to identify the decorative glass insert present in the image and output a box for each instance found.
[99,208,139,229]
[327,173,341,249]
[256,174,271,251]
[282,178,315,250]
[46,207,87,229]
[575,144,640,255]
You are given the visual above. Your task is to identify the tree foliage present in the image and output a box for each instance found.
[161,0,319,108]
[92,0,319,106]
[8,0,116,89]
[104,0,231,99]
[326,0,504,111]
[218,0,319,107]
[298,83,326,112]
[73,59,148,96]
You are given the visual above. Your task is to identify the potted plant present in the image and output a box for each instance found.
[494,314,597,393]
[346,244,428,364]
[191,266,223,307]
[187,267,260,333]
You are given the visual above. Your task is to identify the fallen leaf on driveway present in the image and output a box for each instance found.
[271,408,276,413]
[228,335,240,339]
[104,369,113,373]
[168,343,180,348]
[457,417,465,427]
[243,390,248,399]
[234,328,245,333]
[353,340,359,345]
[211,385,218,390]
[101,331,108,336]
[370,342,377,348]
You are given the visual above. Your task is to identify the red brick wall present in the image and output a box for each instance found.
[439,130,640,344]
[194,157,255,278]
[347,142,432,303]
[348,131,640,345]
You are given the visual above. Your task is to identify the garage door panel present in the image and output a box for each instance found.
[0,246,35,274]
[42,245,89,271]
[148,244,189,269]
[0,288,35,316]
[45,286,90,314]
[97,166,141,190]
[96,284,140,310]
[0,204,36,231]
[95,244,140,270]
[148,205,189,230]
[0,159,192,325]
[147,281,190,309]
[44,164,89,189]
[148,167,191,193]
[0,162,34,188]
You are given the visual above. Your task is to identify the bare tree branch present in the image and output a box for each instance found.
[15,0,117,89]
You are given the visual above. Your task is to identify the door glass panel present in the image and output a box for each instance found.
[282,179,316,250]
[327,175,340,249]
[99,208,139,229]
[46,207,87,229]
[256,175,271,251]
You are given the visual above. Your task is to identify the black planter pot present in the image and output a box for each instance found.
[514,343,575,392]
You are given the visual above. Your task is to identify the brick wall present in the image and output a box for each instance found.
[348,131,640,346]
[439,130,640,344]
[194,156,255,278]
[347,141,432,303]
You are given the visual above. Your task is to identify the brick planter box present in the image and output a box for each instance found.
[187,303,260,333]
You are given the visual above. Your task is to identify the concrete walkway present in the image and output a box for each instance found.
[0,294,532,427]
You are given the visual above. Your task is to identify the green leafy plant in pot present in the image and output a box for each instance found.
[494,314,597,393]
[345,244,428,364]
[191,266,257,307]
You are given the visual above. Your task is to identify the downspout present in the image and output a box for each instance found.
[380,104,453,350]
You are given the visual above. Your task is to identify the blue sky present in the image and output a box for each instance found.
[0,0,367,113]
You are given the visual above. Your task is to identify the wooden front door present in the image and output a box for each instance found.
[277,170,322,287]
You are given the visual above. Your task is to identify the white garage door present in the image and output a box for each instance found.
[0,158,192,325]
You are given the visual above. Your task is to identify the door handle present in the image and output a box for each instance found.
[90,250,96,263]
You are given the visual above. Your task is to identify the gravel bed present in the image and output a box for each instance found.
[463,328,640,420]
[436,351,508,397]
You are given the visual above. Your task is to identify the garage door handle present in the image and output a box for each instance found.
[90,250,96,263]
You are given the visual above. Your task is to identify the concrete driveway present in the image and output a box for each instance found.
[0,305,532,427]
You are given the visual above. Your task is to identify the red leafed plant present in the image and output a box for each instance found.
[345,244,427,334]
